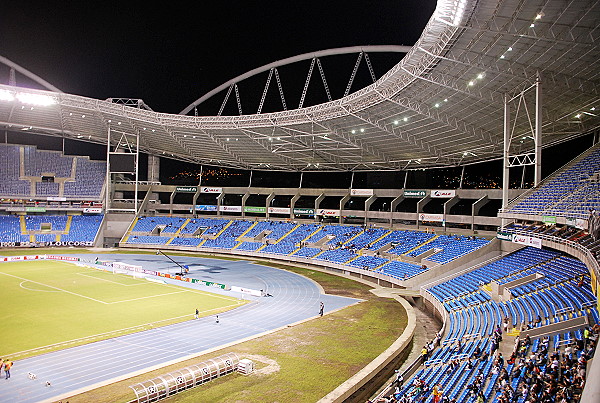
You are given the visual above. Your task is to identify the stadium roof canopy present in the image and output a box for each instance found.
[0,0,599,172]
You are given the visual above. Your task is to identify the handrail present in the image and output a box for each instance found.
[501,228,600,281]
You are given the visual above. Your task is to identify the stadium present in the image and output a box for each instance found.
[0,0,599,402]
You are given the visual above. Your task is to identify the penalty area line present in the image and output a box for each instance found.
[0,271,109,304]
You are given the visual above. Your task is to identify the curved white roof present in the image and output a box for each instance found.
[0,0,598,171]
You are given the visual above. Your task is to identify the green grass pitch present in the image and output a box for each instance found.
[0,259,245,359]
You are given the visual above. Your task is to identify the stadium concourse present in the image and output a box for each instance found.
[0,253,361,403]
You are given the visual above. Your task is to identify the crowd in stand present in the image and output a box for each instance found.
[376,323,598,403]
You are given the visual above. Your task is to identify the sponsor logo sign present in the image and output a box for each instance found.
[431,189,456,198]
[244,206,266,213]
[293,208,315,215]
[268,207,290,214]
[83,207,103,214]
[496,231,514,241]
[195,205,218,211]
[219,205,242,212]
[200,187,222,194]
[404,190,426,198]
[175,186,197,193]
[512,234,542,249]
[418,213,444,222]
[316,209,340,216]
[350,189,374,196]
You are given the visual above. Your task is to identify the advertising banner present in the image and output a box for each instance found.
[244,206,266,213]
[418,213,444,222]
[176,186,197,193]
[200,187,222,193]
[404,190,426,198]
[496,231,514,241]
[316,209,340,216]
[195,205,218,211]
[512,234,542,249]
[431,189,456,198]
[350,189,374,196]
[293,208,315,215]
[268,207,290,214]
[219,205,242,212]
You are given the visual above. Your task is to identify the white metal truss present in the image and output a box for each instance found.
[0,0,598,172]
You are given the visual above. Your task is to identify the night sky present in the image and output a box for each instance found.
[0,1,437,114]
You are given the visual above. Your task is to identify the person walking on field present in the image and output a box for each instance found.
[195,308,199,319]
[4,359,13,380]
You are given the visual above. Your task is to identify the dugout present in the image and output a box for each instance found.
[129,352,239,403]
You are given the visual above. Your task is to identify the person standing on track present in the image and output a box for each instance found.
[319,302,324,316]
[4,359,13,380]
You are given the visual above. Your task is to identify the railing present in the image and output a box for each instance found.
[501,227,600,282]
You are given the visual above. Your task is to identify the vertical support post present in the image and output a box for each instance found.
[105,126,111,210]
[134,135,139,214]
[502,94,511,227]
[534,72,542,186]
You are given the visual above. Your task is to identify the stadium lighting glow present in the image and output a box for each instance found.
[403,117,408,122]
[0,89,15,102]
[530,23,535,28]
[360,128,365,133]
[16,92,56,106]
[394,120,399,125]
[535,12,543,20]
[452,0,467,26]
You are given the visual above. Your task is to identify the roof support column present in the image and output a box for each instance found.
[534,72,542,186]
[502,94,510,227]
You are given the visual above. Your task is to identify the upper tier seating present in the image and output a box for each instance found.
[507,146,600,219]
[0,144,105,199]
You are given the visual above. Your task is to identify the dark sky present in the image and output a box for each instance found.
[0,1,437,115]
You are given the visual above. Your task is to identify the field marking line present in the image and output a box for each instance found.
[0,271,109,304]
[19,281,61,292]
[158,281,243,302]
[75,271,148,286]
[107,290,189,304]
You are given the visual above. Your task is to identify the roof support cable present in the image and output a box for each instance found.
[234,83,243,115]
[218,84,234,116]
[299,58,316,108]
[257,68,274,114]
[274,68,287,111]
[364,52,377,83]
[316,58,332,102]
[344,51,363,96]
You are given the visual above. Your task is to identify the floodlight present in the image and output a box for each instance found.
[16,92,56,106]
